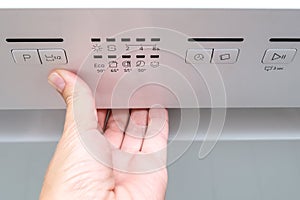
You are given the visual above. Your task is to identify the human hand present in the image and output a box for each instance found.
[40,69,169,200]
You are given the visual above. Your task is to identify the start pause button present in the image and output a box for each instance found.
[262,49,297,64]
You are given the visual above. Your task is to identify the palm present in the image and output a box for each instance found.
[98,108,168,200]
[43,108,168,200]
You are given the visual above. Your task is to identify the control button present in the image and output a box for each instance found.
[212,49,239,64]
[185,49,213,64]
[38,49,67,65]
[262,49,296,64]
[11,49,41,64]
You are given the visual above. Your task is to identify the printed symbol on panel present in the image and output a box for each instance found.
[193,53,204,61]
[136,60,145,67]
[94,63,105,68]
[150,61,159,68]
[107,45,117,51]
[22,54,31,61]
[219,53,231,61]
[264,66,285,72]
[96,69,105,73]
[138,68,147,72]
[152,46,160,51]
[124,68,132,73]
[92,44,102,52]
[264,66,273,72]
[108,61,118,68]
[93,55,102,59]
[44,54,62,62]
[94,63,106,73]
[271,53,286,61]
[122,60,131,68]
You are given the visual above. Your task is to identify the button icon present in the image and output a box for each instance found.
[107,45,117,51]
[185,49,213,64]
[11,49,41,64]
[150,61,159,68]
[39,49,67,64]
[194,53,205,61]
[136,60,145,67]
[44,54,62,62]
[22,54,32,61]
[122,60,131,68]
[109,61,118,68]
[92,44,102,52]
[271,53,286,61]
[219,53,231,60]
[262,49,297,64]
[212,49,239,64]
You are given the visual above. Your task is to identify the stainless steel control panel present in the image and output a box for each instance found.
[1,9,300,109]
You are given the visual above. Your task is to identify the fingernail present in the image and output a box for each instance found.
[48,72,65,93]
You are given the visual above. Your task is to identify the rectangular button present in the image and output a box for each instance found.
[39,49,67,65]
[262,49,297,64]
[11,49,41,64]
[185,49,213,64]
[212,49,239,64]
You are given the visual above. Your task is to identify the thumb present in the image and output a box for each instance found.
[48,69,98,134]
